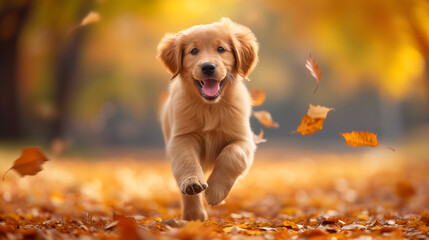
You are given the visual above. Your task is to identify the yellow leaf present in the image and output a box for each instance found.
[341,131,379,147]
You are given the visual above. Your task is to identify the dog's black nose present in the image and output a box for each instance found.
[201,62,216,76]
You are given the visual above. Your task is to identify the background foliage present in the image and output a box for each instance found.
[1,0,428,152]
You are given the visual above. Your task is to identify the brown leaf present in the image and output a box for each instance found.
[115,215,141,240]
[341,131,379,148]
[420,210,429,225]
[3,147,49,180]
[296,104,334,135]
[250,88,266,106]
[306,53,322,94]
[396,181,415,200]
[253,130,267,144]
[254,111,279,128]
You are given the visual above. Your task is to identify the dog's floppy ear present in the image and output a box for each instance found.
[225,18,259,79]
[157,33,182,80]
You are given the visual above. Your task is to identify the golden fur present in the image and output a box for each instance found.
[157,18,258,221]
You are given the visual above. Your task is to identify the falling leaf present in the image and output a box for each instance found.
[68,11,100,33]
[80,11,100,26]
[396,181,415,200]
[253,111,279,128]
[253,130,267,144]
[341,131,379,148]
[295,104,334,135]
[3,147,49,180]
[296,115,325,135]
[306,53,322,94]
[250,88,266,106]
[307,104,334,119]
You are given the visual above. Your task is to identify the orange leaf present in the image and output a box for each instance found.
[253,130,267,144]
[341,131,379,147]
[306,53,322,94]
[296,104,334,135]
[254,111,279,128]
[80,11,100,26]
[296,115,326,136]
[68,11,100,34]
[114,215,142,240]
[250,88,266,106]
[3,147,49,180]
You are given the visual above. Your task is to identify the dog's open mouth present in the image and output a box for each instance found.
[195,78,226,100]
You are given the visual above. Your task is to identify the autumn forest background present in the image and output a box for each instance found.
[1,0,429,239]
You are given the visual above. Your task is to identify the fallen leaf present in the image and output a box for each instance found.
[3,147,49,180]
[250,88,266,106]
[223,225,242,233]
[254,111,279,128]
[115,215,141,240]
[341,131,379,148]
[160,219,187,228]
[420,210,429,225]
[306,53,322,94]
[253,130,267,144]
[80,11,100,26]
[296,104,334,135]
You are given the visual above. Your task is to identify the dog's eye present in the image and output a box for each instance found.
[217,46,225,53]
[191,48,199,55]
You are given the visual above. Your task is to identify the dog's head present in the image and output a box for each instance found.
[157,18,258,103]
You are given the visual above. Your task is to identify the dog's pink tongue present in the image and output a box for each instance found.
[202,79,219,97]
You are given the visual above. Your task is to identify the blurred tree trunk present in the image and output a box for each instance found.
[0,1,33,140]
[49,2,93,140]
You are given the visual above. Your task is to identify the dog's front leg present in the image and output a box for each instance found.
[205,140,255,206]
[167,134,208,221]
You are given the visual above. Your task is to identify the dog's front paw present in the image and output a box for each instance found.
[180,176,208,195]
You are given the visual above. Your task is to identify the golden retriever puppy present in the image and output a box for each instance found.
[157,18,258,221]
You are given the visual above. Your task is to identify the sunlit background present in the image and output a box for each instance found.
[1,0,428,155]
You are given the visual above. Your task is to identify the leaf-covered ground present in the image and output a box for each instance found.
[0,148,428,239]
